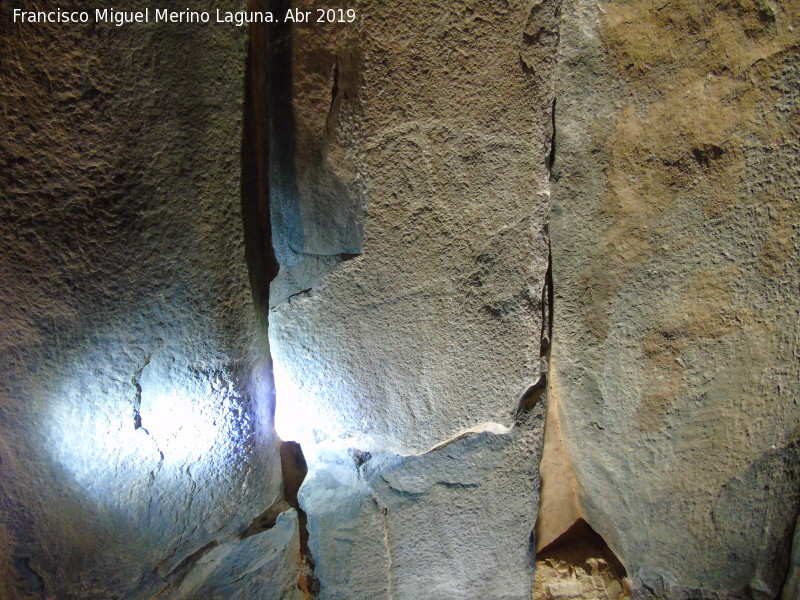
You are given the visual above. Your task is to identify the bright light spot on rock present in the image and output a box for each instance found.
[272,350,408,456]
[45,351,250,509]
[140,392,220,465]
[47,395,160,506]
[273,357,313,445]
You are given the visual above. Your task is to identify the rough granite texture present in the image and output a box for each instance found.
[550,0,800,598]
[269,0,555,453]
[0,2,294,599]
[155,509,304,600]
[3,0,799,599]
[267,1,557,598]
[300,410,545,600]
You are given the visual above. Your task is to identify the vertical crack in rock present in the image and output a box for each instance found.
[371,496,395,600]
[326,57,340,135]
[241,1,319,597]
[268,0,303,262]
[515,235,553,419]
[542,235,554,358]
[280,441,320,599]
[547,98,557,176]
[242,0,280,319]
[130,353,165,478]
[515,0,558,424]
[131,353,152,431]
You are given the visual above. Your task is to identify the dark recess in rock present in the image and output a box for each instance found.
[533,519,630,600]
[690,143,727,168]
[241,0,280,323]
[242,2,319,596]
[516,238,553,420]
[547,99,557,175]
[13,557,44,594]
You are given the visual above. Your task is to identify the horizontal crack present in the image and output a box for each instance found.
[239,499,292,539]
[419,422,514,455]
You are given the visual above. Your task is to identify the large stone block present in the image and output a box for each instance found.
[0,2,290,598]
[550,0,800,597]
[268,1,557,597]
[270,0,555,453]
[300,411,545,600]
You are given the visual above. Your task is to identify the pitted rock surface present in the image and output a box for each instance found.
[0,2,290,598]
[550,0,800,597]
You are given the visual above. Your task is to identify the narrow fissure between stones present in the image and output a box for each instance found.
[516,233,553,420]
[371,495,395,600]
[547,98,557,176]
[534,85,630,600]
[281,441,320,598]
[241,1,319,596]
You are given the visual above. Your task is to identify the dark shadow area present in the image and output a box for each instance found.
[241,2,280,326]
[539,519,627,576]
[534,519,630,600]
[240,5,318,597]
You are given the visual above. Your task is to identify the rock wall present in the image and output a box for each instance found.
[0,2,296,598]
[550,0,800,598]
[2,0,799,599]
[268,1,557,598]
[270,0,556,454]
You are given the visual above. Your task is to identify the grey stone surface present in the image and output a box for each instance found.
[156,510,304,600]
[0,2,291,599]
[267,2,557,598]
[4,1,795,598]
[270,0,555,454]
[550,0,800,597]
[300,410,545,600]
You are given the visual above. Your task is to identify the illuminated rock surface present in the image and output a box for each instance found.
[269,0,556,454]
[0,2,291,598]
[300,413,545,600]
[268,2,557,598]
[1,0,799,599]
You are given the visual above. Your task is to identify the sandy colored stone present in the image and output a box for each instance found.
[535,369,582,551]
[550,0,800,597]
[533,520,630,600]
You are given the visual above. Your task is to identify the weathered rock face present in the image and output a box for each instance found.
[270,0,557,600]
[300,412,545,600]
[267,1,557,598]
[0,2,295,598]
[269,0,555,453]
[3,0,799,598]
[550,0,800,597]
